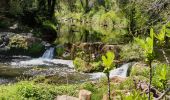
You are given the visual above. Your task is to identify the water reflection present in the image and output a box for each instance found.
[55,23,127,44]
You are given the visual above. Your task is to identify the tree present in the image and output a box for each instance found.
[102,51,115,100]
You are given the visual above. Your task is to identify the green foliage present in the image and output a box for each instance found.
[0,19,10,28]
[27,42,44,56]
[121,90,148,100]
[154,25,166,46]
[73,57,102,72]
[42,20,57,32]
[73,57,86,72]
[152,64,169,90]
[130,64,150,78]
[102,51,115,73]
[120,42,144,61]
[135,28,154,61]
[81,82,97,92]
[9,34,28,49]
[0,81,79,100]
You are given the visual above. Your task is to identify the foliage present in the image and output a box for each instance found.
[0,81,79,100]
[130,63,149,78]
[27,42,44,57]
[154,25,166,46]
[152,64,169,91]
[9,34,28,49]
[120,42,144,61]
[42,20,57,32]
[73,57,102,72]
[102,51,115,73]
[121,90,148,100]
[73,57,86,72]
[135,28,154,61]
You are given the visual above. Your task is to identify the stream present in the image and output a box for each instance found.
[0,46,133,84]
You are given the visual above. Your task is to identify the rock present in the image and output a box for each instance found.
[79,89,92,100]
[55,95,78,100]
[102,94,108,100]
[111,76,127,83]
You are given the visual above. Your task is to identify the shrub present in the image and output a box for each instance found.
[9,34,28,49]
[130,63,149,78]
[120,42,144,61]
[73,57,103,72]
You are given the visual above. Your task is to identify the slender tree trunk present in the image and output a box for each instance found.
[161,47,170,64]
[148,60,152,100]
[49,0,56,19]
[107,73,111,100]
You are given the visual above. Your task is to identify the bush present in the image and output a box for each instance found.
[27,42,44,57]
[130,63,149,78]
[73,57,103,72]
[120,42,144,61]
[9,34,28,49]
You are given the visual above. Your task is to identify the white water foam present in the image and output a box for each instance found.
[89,63,131,79]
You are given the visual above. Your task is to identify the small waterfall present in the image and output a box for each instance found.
[89,63,132,79]
[41,47,55,59]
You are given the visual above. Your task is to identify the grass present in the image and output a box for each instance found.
[0,81,79,100]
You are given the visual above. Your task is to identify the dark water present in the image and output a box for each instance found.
[56,24,128,44]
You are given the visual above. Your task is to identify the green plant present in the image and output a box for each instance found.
[135,28,154,100]
[153,64,168,91]
[73,57,87,72]
[121,90,148,100]
[102,51,115,100]
[9,34,28,49]
[155,25,170,64]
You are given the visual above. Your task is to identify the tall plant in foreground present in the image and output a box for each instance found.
[135,28,154,100]
[102,51,115,100]
[154,25,169,64]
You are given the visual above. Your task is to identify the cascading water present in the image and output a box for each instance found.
[41,47,55,59]
[89,63,132,79]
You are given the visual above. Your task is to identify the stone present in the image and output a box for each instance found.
[79,89,92,100]
[111,76,127,83]
[102,94,108,100]
[55,95,78,100]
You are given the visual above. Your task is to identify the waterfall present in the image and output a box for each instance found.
[89,63,132,79]
[41,47,55,59]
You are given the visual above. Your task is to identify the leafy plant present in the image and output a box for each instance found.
[135,28,155,100]
[121,90,148,100]
[153,64,168,91]
[155,25,170,64]
[102,51,115,100]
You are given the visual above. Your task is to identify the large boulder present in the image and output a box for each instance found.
[79,89,92,100]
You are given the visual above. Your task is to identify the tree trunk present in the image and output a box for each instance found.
[107,73,111,100]
[148,60,152,100]
[49,0,56,19]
